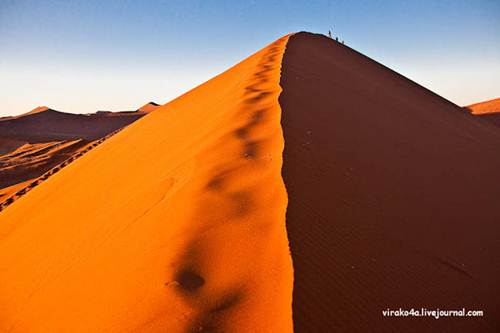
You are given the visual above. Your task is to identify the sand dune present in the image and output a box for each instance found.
[0,107,146,142]
[0,138,26,155]
[466,98,500,115]
[0,36,292,332]
[0,140,88,200]
[0,130,126,213]
[0,103,154,210]
[466,98,500,128]
[137,102,161,113]
[280,32,500,332]
[0,32,499,333]
[0,106,152,210]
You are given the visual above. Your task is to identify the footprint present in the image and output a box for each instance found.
[175,269,205,293]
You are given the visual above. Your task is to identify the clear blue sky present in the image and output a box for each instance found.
[1,0,499,116]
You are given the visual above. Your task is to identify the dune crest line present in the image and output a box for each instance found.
[0,35,293,332]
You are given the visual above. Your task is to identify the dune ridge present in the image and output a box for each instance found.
[137,102,161,113]
[0,36,293,332]
[22,106,50,116]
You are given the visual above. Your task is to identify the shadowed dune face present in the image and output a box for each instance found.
[0,36,292,332]
[0,138,26,156]
[475,113,500,128]
[280,32,500,332]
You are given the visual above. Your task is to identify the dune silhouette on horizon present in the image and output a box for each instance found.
[0,106,150,143]
[0,32,499,332]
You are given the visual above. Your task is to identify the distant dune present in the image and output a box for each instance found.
[137,101,161,113]
[0,105,156,205]
[465,98,500,128]
[466,98,500,114]
[0,140,89,200]
[0,138,25,155]
[22,106,51,116]
[0,32,499,333]
[0,107,147,143]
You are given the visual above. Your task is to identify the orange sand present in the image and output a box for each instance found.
[466,98,500,129]
[22,106,50,116]
[137,102,161,113]
[3,31,498,332]
[0,181,31,202]
[466,97,500,114]
[0,36,293,332]
[0,106,149,208]
[0,140,90,204]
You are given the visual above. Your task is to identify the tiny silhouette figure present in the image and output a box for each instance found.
[336,37,339,42]
[342,40,345,44]
[328,30,332,38]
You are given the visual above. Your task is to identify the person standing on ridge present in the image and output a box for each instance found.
[328,30,332,38]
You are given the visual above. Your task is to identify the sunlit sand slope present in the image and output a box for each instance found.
[466,98,500,129]
[0,35,293,332]
[466,98,500,115]
[280,32,500,333]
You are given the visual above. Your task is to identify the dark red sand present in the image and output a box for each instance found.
[475,113,500,129]
[0,108,145,142]
[279,32,500,332]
